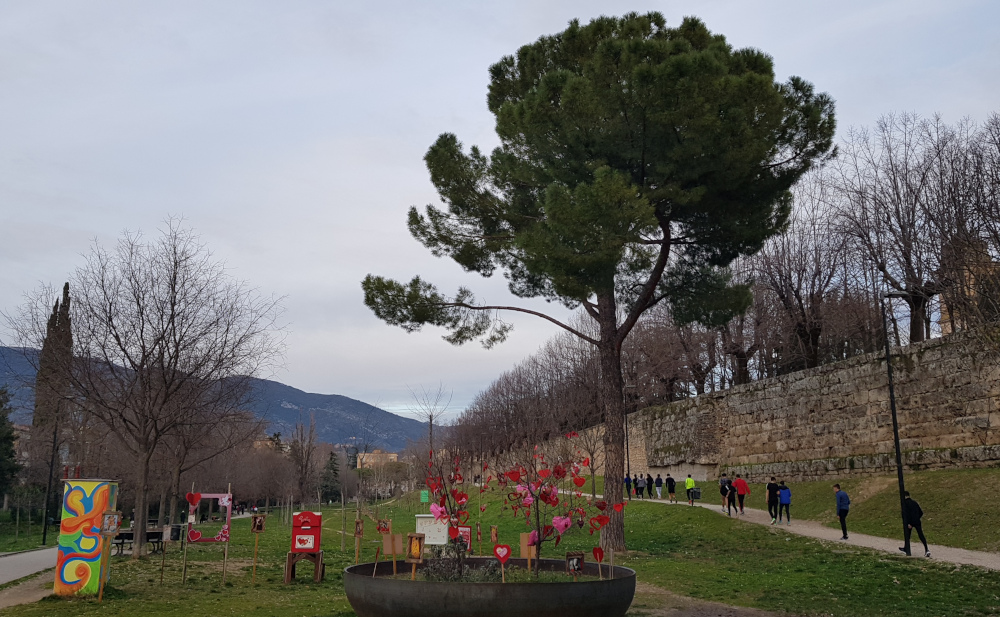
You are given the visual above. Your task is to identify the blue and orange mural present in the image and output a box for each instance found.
[54,479,118,596]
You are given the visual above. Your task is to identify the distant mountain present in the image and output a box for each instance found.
[0,346,424,452]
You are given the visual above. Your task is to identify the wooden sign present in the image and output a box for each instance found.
[354,519,364,539]
[476,522,481,541]
[250,514,266,534]
[376,519,391,535]
[490,525,498,544]
[518,533,537,559]
[405,533,425,564]
[457,526,472,552]
[566,552,585,577]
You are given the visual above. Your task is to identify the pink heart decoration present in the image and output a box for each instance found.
[552,516,572,535]
[528,530,538,546]
[493,544,511,564]
[430,503,447,521]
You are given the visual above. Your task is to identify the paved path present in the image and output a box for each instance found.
[0,547,57,586]
[635,496,1000,571]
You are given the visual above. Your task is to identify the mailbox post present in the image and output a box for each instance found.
[284,511,325,583]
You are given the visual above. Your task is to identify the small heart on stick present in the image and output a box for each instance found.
[593,547,605,563]
[448,526,460,540]
[493,544,511,564]
[185,492,201,506]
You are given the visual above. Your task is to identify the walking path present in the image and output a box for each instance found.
[637,495,1000,571]
[0,547,57,586]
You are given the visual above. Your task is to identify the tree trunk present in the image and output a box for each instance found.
[132,450,152,559]
[156,491,166,528]
[168,463,181,525]
[908,295,929,343]
[596,293,626,552]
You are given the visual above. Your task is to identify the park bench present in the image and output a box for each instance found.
[113,529,165,555]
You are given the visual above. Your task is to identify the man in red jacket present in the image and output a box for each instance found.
[732,474,750,515]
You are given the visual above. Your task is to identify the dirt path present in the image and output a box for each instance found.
[0,572,52,610]
[629,583,796,617]
[646,497,1000,570]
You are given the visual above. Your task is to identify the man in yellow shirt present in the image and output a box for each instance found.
[685,475,696,506]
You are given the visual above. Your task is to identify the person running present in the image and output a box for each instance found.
[725,479,739,517]
[654,474,663,499]
[666,474,677,503]
[623,474,632,501]
[645,473,654,499]
[733,474,750,515]
[766,476,781,524]
[899,491,930,557]
[718,473,730,512]
[685,474,696,505]
[778,481,791,525]
[635,474,646,499]
[834,484,851,540]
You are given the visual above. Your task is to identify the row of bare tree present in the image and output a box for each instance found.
[451,112,1000,456]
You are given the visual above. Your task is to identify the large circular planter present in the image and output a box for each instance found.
[343,557,636,617]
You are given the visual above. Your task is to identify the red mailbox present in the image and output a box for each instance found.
[291,511,322,553]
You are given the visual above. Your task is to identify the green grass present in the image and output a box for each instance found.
[0,512,51,553]
[742,467,1000,551]
[2,480,999,617]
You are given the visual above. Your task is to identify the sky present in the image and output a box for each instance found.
[0,1,997,420]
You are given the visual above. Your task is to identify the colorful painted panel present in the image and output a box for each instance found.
[54,479,119,596]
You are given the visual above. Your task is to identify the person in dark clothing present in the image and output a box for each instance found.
[624,475,632,500]
[766,476,780,524]
[635,474,644,499]
[645,474,654,499]
[654,474,663,499]
[834,484,850,540]
[725,480,739,517]
[666,474,677,503]
[899,491,930,557]
[778,481,791,525]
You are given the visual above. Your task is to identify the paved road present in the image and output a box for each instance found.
[631,495,1000,571]
[0,548,57,586]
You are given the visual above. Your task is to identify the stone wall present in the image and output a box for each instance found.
[639,333,1000,481]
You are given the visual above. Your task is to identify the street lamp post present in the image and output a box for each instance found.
[880,292,909,550]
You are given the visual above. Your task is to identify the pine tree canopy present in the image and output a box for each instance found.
[363,13,835,342]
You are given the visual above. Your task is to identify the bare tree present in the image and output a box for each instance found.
[407,384,451,467]
[8,220,284,558]
[288,414,319,502]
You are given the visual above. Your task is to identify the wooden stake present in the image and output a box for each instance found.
[609,549,614,580]
[501,562,505,583]
[410,562,416,581]
[97,540,109,603]
[372,548,380,578]
[354,534,360,565]
[159,538,166,585]
[340,495,346,551]
[221,483,231,586]
[252,533,260,584]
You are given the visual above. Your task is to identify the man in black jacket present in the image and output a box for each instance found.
[899,491,930,557]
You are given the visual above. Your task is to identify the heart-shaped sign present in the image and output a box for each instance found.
[185,492,201,507]
[493,544,511,564]
[456,510,470,525]
[573,476,586,488]
[593,547,605,563]
[506,470,521,483]
[538,468,551,479]
[187,529,202,542]
[613,502,625,513]
[448,526,460,540]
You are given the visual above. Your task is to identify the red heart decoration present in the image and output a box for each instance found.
[185,492,201,506]
[456,492,469,506]
[582,458,590,467]
[593,547,605,563]
[543,525,554,538]
[574,491,583,498]
[480,504,487,512]
[506,470,521,483]
[595,500,608,511]
[187,529,202,542]
[448,527,460,540]
[538,469,551,479]
[573,477,586,488]
[297,537,309,546]
[553,465,567,479]
[554,535,562,548]
[457,510,470,525]
[613,502,626,512]
[493,544,511,564]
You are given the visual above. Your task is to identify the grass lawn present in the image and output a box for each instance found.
[742,467,1000,551]
[1,481,998,617]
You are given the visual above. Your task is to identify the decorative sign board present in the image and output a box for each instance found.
[414,514,448,546]
[250,514,266,534]
[420,490,429,503]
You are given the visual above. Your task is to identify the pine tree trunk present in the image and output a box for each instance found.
[596,293,626,553]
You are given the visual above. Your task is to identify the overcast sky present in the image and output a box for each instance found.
[0,1,997,419]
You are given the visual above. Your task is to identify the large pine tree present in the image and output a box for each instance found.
[363,13,835,550]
